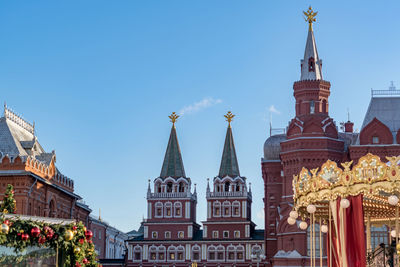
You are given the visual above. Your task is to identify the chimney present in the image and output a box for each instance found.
[344,121,354,133]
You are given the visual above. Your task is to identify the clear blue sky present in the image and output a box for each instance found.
[0,1,399,232]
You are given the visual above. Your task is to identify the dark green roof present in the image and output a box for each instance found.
[218,126,240,177]
[160,126,186,178]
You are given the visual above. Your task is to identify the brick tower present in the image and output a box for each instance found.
[203,112,254,243]
[262,7,344,265]
[143,112,199,248]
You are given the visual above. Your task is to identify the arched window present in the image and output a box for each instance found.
[166,182,173,193]
[174,202,182,217]
[310,100,315,114]
[308,57,315,72]
[158,245,166,261]
[217,245,225,261]
[178,182,185,192]
[165,202,172,217]
[149,246,157,261]
[236,245,244,261]
[192,245,200,261]
[224,182,230,192]
[177,245,185,261]
[227,245,235,261]
[208,246,216,261]
[235,182,240,192]
[215,182,220,192]
[155,202,163,218]
[213,201,221,217]
[223,201,231,217]
[167,246,176,261]
[133,245,142,261]
[251,245,262,261]
[49,200,56,218]
[155,182,162,193]
[232,201,241,217]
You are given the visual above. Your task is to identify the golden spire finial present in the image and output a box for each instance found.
[303,6,317,31]
[169,112,179,126]
[224,111,235,127]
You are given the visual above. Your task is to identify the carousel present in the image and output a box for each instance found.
[289,153,400,267]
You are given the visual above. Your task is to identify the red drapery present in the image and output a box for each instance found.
[327,195,366,267]
[345,195,366,267]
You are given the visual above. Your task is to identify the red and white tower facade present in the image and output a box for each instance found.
[262,7,344,265]
[143,112,199,245]
[203,111,254,241]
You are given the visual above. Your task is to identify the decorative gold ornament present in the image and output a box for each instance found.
[168,112,179,126]
[74,247,81,254]
[303,6,317,31]
[1,223,9,234]
[224,111,235,127]
[292,153,400,222]
[64,230,74,241]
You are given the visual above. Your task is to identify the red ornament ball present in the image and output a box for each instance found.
[79,238,84,244]
[75,263,81,267]
[72,226,77,231]
[38,236,46,244]
[82,258,88,264]
[31,227,41,238]
[21,233,29,241]
[84,230,93,240]
[3,220,9,226]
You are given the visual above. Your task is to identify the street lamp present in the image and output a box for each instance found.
[251,247,266,267]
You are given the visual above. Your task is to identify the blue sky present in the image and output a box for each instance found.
[0,1,400,232]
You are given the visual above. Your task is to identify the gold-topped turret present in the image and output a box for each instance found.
[303,6,317,31]
[169,112,179,126]
[224,111,235,127]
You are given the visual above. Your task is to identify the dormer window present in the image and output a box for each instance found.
[308,57,315,72]
[372,136,379,144]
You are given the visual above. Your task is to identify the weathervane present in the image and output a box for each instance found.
[169,112,179,126]
[224,111,235,127]
[303,6,317,31]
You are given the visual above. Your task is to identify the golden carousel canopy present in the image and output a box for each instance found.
[292,153,400,223]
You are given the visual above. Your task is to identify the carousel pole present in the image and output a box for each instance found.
[366,215,371,253]
[313,214,316,267]
[329,204,332,267]
[310,213,313,267]
[396,206,399,251]
[319,217,322,267]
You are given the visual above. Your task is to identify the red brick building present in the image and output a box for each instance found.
[262,11,400,266]
[126,114,264,266]
[0,105,91,222]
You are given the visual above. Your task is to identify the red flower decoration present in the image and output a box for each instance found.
[79,238,84,244]
[3,220,9,225]
[21,233,29,241]
[31,227,41,238]
[75,263,81,267]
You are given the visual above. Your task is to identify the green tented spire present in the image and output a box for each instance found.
[160,113,186,178]
[218,112,240,177]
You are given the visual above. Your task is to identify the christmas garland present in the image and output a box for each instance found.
[0,216,100,267]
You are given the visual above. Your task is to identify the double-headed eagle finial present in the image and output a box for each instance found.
[169,112,179,126]
[303,6,317,31]
[224,111,235,127]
